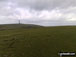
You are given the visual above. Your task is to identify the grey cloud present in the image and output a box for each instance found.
[11,0,76,11]
[0,0,76,26]
[0,0,6,1]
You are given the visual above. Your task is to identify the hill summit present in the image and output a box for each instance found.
[0,24,43,30]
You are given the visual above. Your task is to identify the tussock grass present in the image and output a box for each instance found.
[0,26,76,57]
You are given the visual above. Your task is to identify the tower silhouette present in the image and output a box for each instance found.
[19,20,20,24]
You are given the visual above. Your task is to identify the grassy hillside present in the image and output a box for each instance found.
[0,24,43,30]
[0,25,76,57]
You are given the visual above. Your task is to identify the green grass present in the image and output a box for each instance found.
[0,24,43,30]
[0,25,76,57]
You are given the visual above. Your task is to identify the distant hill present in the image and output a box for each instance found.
[0,24,43,30]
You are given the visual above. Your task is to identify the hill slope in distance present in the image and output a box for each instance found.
[0,24,43,30]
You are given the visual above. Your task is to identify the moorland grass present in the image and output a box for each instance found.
[0,26,76,57]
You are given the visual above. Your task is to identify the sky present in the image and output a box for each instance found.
[0,0,76,26]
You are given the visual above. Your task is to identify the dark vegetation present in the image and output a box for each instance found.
[0,24,75,57]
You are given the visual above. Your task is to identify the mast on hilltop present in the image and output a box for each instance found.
[18,20,20,24]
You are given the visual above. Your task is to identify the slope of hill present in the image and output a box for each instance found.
[0,24,43,30]
[0,26,76,57]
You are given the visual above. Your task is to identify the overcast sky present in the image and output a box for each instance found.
[0,0,76,26]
